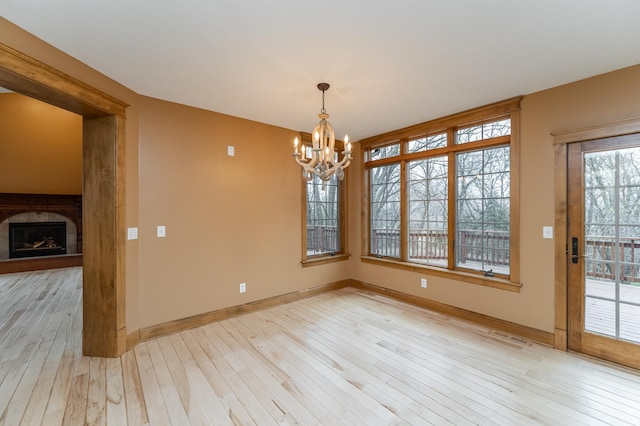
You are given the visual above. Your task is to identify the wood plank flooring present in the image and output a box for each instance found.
[2,267,640,425]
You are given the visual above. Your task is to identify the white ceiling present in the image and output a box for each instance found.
[2,0,640,141]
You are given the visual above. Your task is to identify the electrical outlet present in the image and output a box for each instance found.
[421,278,427,288]
[157,225,166,238]
[240,282,246,293]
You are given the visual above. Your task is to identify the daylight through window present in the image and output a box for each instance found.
[362,99,520,284]
[301,134,348,265]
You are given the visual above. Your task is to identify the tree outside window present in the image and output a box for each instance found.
[361,98,520,284]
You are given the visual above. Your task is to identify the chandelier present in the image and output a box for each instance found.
[292,83,352,181]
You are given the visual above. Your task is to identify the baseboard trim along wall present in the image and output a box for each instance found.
[129,279,351,350]
[349,279,555,347]
[126,277,554,351]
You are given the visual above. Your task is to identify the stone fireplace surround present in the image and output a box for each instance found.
[0,193,82,273]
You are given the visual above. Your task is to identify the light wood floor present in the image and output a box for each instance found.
[2,268,640,425]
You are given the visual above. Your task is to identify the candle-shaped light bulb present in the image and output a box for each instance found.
[344,135,350,152]
[293,137,299,154]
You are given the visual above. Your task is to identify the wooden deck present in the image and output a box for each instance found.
[3,267,640,424]
[585,279,640,342]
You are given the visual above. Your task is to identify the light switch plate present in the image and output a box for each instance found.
[228,145,235,156]
[543,226,553,239]
[157,225,166,238]
[127,227,138,240]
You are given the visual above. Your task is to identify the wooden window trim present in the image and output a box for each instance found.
[361,98,522,290]
[299,132,349,265]
[360,256,521,292]
[359,97,522,147]
[301,253,351,267]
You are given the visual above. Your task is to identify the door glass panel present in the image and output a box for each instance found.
[584,297,616,337]
[584,147,640,339]
[620,303,640,343]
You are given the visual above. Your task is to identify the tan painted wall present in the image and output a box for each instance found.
[348,64,640,333]
[135,96,350,328]
[0,93,82,194]
[3,17,640,337]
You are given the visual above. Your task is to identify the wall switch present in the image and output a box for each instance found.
[228,145,235,156]
[127,227,138,240]
[543,226,553,239]
[157,225,166,238]
[240,282,246,293]
[421,278,428,288]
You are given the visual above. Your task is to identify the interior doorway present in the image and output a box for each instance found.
[0,44,128,357]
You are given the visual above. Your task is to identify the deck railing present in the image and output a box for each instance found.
[369,229,640,283]
[371,229,509,265]
[307,226,338,254]
[585,236,640,283]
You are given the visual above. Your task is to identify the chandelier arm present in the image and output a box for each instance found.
[293,152,318,169]
[291,82,351,181]
[294,159,317,180]
[322,152,352,178]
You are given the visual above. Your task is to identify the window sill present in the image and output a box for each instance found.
[302,253,350,267]
[360,256,521,292]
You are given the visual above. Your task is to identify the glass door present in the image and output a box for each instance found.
[567,134,640,369]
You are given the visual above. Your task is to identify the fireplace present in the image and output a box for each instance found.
[9,221,67,259]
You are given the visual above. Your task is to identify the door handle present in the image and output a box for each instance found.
[571,237,591,263]
[571,254,591,261]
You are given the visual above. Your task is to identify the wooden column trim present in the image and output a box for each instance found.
[0,42,130,357]
[0,43,128,117]
[553,143,568,351]
[82,115,126,357]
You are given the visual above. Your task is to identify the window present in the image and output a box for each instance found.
[306,173,340,256]
[361,98,520,288]
[300,133,348,265]
[456,146,510,274]
[370,162,401,258]
[408,154,448,266]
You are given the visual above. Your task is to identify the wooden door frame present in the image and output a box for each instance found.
[553,117,640,351]
[0,43,129,357]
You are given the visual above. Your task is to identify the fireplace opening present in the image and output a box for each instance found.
[9,221,67,259]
